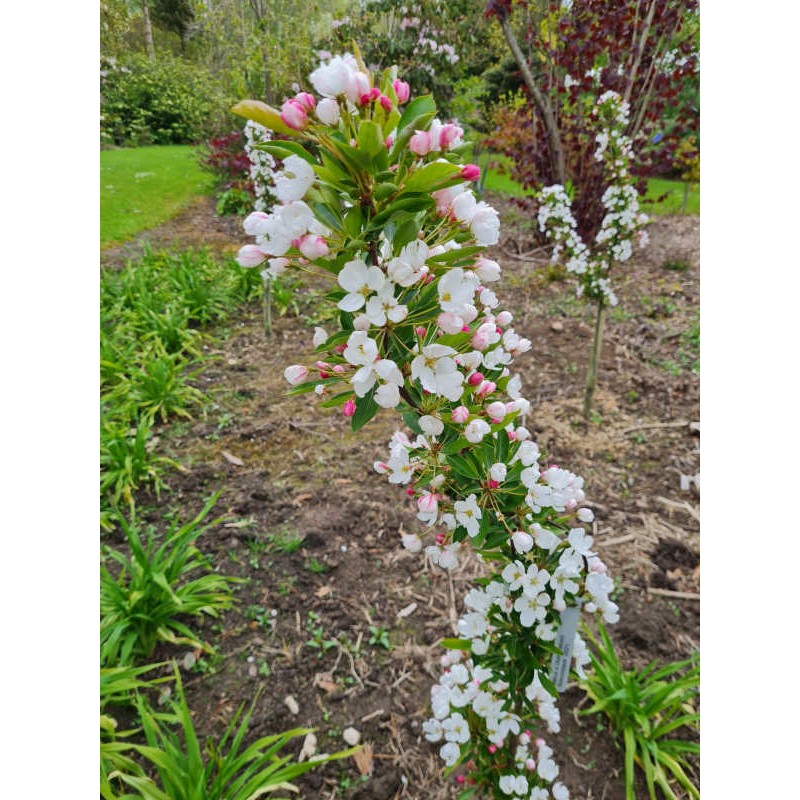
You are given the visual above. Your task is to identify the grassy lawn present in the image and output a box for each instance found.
[475,150,699,215]
[100,145,214,247]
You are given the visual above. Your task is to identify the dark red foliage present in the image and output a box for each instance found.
[485,0,699,243]
[200,131,253,191]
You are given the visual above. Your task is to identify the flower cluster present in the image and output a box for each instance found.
[537,90,647,307]
[243,121,277,212]
[232,51,616,799]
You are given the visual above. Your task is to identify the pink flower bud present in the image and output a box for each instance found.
[359,93,372,105]
[342,398,356,417]
[475,257,501,283]
[496,310,513,326]
[525,759,537,771]
[409,130,432,155]
[476,380,496,397]
[370,87,381,100]
[406,487,415,496]
[393,79,410,103]
[402,533,422,552]
[334,344,347,355]
[437,312,464,335]
[316,97,340,126]
[284,365,309,385]
[588,556,608,574]
[236,244,267,268]
[467,372,484,387]
[487,479,499,489]
[471,321,498,351]
[438,123,463,150]
[488,745,497,754]
[332,364,345,373]
[345,70,370,104]
[379,94,392,112]
[415,326,427,337]
[298,234,329,260]
[417,492,438,515]
[456,776,465,785]
[451,406,469,423]
[535,738,546,748]
[384,135,394,149]
[280,98,308,130]
[294,92,316,111]
[486,401,507,423]
[435,531,446,545]
[460,163,480,181]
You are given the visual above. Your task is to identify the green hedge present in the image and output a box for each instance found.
[101,55,230,146]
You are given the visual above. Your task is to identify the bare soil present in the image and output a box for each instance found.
[106,195,699,800]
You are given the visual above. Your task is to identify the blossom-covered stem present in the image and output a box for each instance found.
[583,299,606,421]
[232,52,618,798]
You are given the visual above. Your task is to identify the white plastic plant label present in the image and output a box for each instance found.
[549,603,582,692]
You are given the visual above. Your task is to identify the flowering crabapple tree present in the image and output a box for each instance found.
[485,0,697,419]
[232,48,618,799]
[536,89,648,419]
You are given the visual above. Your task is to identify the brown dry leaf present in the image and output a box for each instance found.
[222,451,244,467]
[292,492,314,507]
[315,586,332,598]
[316,679,339,694]
[353,742,373,776]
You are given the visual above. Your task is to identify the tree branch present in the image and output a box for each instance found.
[497,15,566,186]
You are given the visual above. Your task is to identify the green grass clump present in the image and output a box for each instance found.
[100,494,237,667]
[580,622,700,800]
[100,145,214,247]
[100,248,265,524]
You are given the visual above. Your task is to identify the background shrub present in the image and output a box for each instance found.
[100,54,230,146]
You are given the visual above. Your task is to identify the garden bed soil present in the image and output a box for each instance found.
[105,196,699,799]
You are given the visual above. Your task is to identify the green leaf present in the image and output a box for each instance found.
[393,216,421,251]
[344,206,365,238]
[402,412,423,436]
[255,140,316,165]
[357,120,385,160]
[310,202,343,233]
[230,100,299,137]
[374,182,398,201]
[351,389,379,432]
[403,161,462,193]
[440,638,472,651]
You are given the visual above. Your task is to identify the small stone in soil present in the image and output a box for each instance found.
[343,727,361,746]
[284,695,299,715]
[550,320,564,332]
[298,732,317,761]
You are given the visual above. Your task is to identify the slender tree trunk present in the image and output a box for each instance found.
[624,0,656,107]
[263,277,273,338]
[142,0,156,60]
[498,15,566,186]
[583,299,606,421]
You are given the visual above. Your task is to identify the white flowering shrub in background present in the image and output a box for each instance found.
[536,88,649,419]
[243,120,278,212]
[232,48,617,799]
[537,90,648,310]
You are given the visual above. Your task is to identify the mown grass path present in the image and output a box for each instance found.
[100,145,214,248]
